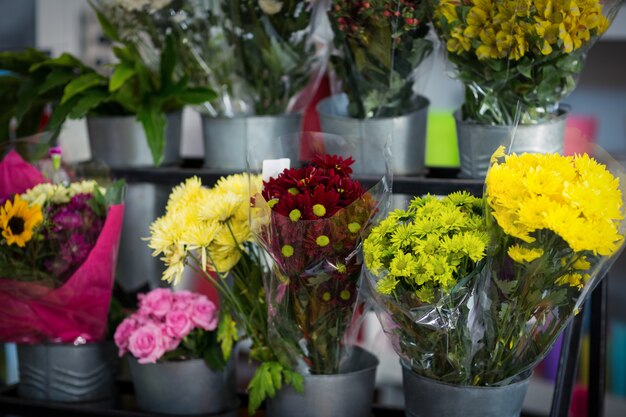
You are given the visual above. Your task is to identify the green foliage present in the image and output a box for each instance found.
[247,361,304,414]
[217,312,239,360]
[213,0,315,115]
[328,1,433,118]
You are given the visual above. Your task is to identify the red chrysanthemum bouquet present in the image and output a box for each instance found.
[253,153,384,374]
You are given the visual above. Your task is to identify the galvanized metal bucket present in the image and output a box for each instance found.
[265,347,379,417]
[402,362,530,417]
[87,111,182,167]
[455,109,568,178]
[128,357,237,415]
[202,113,302,171]
[317,94,429,176]
[17,343,116,405]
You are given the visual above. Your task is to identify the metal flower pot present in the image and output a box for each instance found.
[317,94,429,176]
[402,362,530,417]
[201,113,302,170]
[266,347,379,417]
[128,357,237,415]
[87,111,182,167]
[17,343,116,405]
[455,109,568,178]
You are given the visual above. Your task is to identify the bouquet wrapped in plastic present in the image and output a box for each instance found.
[364,147,626,385]
[431,0,622,124]
[327,0,434,118]
[250,133,392,374]
[0,151,124,344]
[148,173,306,413]
[202,0,324,116]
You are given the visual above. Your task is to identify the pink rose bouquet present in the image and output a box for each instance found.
[115,288,225,368]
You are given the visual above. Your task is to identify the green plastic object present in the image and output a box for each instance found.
[425,109,460,168]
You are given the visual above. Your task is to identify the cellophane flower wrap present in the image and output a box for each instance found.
[148,173,306,413]
[0,151,125,344]
[431,0,622,124]
[251,145,391,375]
[114,288,224,367]
[364,147,626,385]
[326,0,434,118]
[202,0,324,116]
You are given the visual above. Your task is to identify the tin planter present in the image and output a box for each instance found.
[17,343,116,406]
[201,113,302,170]
[402,362,530,417]
[455,109,568,178]
[266,347,378,417]
[317,94,429,176]
[128,357,237,415]
[87,111,182,167]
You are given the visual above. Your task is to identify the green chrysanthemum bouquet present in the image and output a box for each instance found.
[363,192,489,383]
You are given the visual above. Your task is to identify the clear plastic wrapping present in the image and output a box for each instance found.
[430,0,623,124]
[250,132,392,374]
[364,146,626,385]
[326,0,434,118]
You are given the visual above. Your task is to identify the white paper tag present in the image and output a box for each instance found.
[262,158,290,182]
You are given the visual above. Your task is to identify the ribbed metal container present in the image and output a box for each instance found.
[402,362,530,417]
[455,110,567,178]
[317,94,429,176]
[265,347,379,417]
[87,111,182,167]
[202,113,302,170]
[128,357,237,415]
[17,343,116,405]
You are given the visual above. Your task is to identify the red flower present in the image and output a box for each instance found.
[311,154,355,178]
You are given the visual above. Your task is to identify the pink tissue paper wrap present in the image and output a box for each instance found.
[0,151,125,344]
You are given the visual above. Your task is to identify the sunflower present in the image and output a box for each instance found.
[0,195,43,247]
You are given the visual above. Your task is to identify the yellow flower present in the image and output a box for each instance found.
[507,244,544,263]
[166,176,204,212]
[390,252,419,278]
[0,195,43,247]
[376,275,399,295]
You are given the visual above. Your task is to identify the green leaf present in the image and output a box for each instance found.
[31,53,85,72]
[216,312,239,360]
[137,104,167,166]
[14,78,38,124]
[104,179,126,206]
[88,185,106,217]
[61,72,106,104]
[160,33,176,91]
[91,4,121,42]
[110,63,136,92]
[494,278,517,297]
[38,68,75,94]
[47,95,81,132]
[68,89,109,119]
[176,87,217,105]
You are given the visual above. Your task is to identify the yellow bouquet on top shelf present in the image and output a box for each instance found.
[363,147,626,387]
[431,0,619,124]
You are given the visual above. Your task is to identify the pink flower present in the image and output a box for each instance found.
[165,310,193,339]
[139,288,174,318]
[172,290,198,311]
[114,318,139,356]
[163,333,181,351]
[191,297,219,331]
[128,323,166,364]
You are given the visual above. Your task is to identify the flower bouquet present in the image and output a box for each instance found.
[0,151,125,344]
[115,288,236,414]
[363,148,626,415]
[250,142,390,415]
[148,173,304,413]
[431,0,620,125]
[327,0,433,118]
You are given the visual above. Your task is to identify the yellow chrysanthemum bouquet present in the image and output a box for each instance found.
[364,148,626,386]
[148,174,302,413]
[431,0,619,124]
